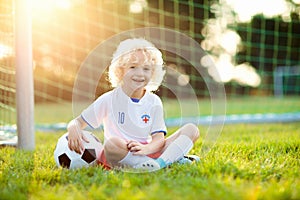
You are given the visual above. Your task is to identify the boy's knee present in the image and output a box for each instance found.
[104,137,126,155]
[104,137,128,165]
[183,123,199,142]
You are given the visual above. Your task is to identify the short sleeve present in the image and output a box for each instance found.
[81,92,110,129]
[150,96,167,135]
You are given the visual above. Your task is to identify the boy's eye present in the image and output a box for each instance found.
[143,66,151,71]
[130,66,136,69]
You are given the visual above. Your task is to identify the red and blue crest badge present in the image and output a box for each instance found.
[141,114,150,124]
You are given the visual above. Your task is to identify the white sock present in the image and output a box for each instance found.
[118,152,153,168]
[159,135,193,165]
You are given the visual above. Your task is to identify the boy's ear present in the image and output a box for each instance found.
[114,67,124,80]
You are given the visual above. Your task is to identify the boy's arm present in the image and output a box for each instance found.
[127,132,165,156]
[67,116,88,154]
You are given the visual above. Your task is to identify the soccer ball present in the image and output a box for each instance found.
[54,130,103,169]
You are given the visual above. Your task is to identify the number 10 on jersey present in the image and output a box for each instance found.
[118,112,125,124]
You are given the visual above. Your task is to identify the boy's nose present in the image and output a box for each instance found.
[135,67,144,75]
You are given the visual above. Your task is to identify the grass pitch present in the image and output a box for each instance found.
[0,123,299,200]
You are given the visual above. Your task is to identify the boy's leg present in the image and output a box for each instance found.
[158,123,199,166]
[104,137,128,167]
[104,137,160,171]
[104,123,199,170]
[119,152,161,171]
[162,123,199,151]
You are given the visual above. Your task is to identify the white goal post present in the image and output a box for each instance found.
[15,0,35,150]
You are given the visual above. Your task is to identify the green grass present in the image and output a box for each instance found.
[162,96,300,118]
[1,96,299,199]
[0,123,299,200]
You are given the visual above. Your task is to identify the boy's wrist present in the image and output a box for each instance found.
[67,119,81,132]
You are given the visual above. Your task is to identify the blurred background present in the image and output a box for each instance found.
[0,0,300,135]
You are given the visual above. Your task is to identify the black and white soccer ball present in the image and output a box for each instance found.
[54,130,103,169]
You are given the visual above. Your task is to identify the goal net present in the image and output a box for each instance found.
[1,0,300,138]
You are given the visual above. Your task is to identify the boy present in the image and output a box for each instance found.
[67,38,199,171]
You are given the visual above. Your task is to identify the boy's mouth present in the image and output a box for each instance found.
[132,78,145,83]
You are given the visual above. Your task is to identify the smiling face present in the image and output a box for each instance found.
[108,38,165,92]
[120,50,154,98]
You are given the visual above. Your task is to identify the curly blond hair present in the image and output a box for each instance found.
[108,38,165,91]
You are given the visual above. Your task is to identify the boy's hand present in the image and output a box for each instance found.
[127,141,148,156]
[68,131,89,154]
[127,133,165,156]
[67,119,89,154]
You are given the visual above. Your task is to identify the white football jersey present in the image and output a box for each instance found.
[81,87,167,143]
